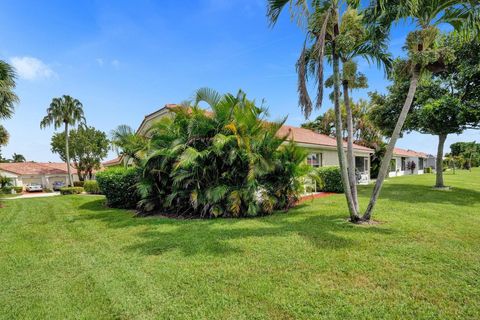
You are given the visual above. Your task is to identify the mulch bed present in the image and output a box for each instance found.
[297,192,335,204]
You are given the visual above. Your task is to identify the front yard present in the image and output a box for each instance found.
[0,169,479,319]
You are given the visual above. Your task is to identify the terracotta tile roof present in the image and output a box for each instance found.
[0,162,71,175]
[137,105,374,152]
[102,157,122,166]
[0,162,102,175]
[277,125,374,152]
[393,147,428,158]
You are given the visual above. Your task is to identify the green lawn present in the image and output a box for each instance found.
[1,170,479,319]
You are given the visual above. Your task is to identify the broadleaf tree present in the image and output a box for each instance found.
[51,126,109,181]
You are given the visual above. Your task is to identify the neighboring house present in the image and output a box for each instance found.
[0,162,98,190]
[426,154,437,170]
[277,125,373,184]
[103,157,122,167]
[389,148,429,177]
[105,104,374,183]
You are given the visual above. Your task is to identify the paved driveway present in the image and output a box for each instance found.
[2,192,60,200]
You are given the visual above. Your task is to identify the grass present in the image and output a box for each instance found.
[0,169,479,319]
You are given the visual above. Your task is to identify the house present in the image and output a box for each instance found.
[389,148,429,177]
[426,154,437,170]
[0,162,84,190]
[105,104,374,183]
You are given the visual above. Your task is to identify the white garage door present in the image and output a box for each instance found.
[22,178,43,186]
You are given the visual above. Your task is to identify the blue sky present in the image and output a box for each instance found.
[0,0,478,162]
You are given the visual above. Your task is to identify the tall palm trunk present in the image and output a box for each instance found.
[342,79,359,213]
[64,122,73,187]
[363,67,420,220]
[435,134,447,188]
[332,14,360,222]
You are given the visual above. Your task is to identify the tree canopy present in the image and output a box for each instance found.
[51,126,109,180]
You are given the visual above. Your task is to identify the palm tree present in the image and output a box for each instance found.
[40,95,85,186]
[319,8,392,213]
[0,60,18,120]
[0,60,19,149]
[362,0,479,220]
[268,0,374,222]
[110,124,147,167]
[138,87,307,217]
[12,153,26,162]
[0,125,9,146]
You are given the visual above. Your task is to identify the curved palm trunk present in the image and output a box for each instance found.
[332,18,360,222]
[362,68,420,220]
[342,80,359,213]
[435,134,447,188]
[64,122,73,187]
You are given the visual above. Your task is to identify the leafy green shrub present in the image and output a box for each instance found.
[0,175,12,188]
[59,187,84,195]
[96,167,141,209]
[424,167,432,173]
[84,180,101,194]
[138,89,308,218]
[316,166,344,193]
[13,186,23,193]
[73,181,84,187]
[1,186,13,194]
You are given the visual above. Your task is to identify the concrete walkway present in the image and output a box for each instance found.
[2,192,60,200]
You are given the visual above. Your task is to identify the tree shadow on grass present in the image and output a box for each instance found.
[78,199,394,257]
[360,183,480,207]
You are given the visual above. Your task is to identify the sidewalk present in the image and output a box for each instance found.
[2,192,61,200]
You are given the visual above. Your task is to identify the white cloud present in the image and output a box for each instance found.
[10,56,56,80]
[111,59,120,68]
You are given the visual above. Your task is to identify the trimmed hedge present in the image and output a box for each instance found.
[96,167,141,209]
[424,167,432,173]
[317,166,344,193]
[60,187,84,195]
[13,186,23,193]
[73,181,85,187]
[84,180,101,194]
[1,186,12,194]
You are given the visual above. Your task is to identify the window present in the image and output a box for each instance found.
[390,159,397,172]
[419,158,424,170]
[401,157,406,171]
[355,156,368,173]
[307,153,322,167]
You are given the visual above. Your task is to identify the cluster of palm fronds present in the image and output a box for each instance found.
[137,88,310,218]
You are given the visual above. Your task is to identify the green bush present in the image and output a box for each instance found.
[424,167,432,173]
[96,167,141,209]
[316,166,344,193]
[13,186,23,193]
[138,91,308,218]
[84,180,101,194]
[73,181,84,187]
[59,187,84,195]
[1,186,13,194]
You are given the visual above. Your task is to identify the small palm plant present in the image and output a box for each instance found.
[110,124,148,167]
[40,95,85,186]
[138,88,309,218]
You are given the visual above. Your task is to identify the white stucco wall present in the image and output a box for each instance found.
[389,156,426,177]
[0,170,79,190]
[302,145,371,181]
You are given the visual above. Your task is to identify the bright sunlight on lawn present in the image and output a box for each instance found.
[1,169,479,319]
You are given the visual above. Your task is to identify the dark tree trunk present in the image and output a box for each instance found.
[435,134,447,188]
